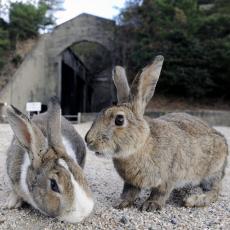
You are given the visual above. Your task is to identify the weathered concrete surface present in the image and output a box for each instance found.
[47,14,115,59]
[0,36,48,111]
[0,123,229,229]
[0,14,115,112]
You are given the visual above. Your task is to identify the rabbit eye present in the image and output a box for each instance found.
[115,114,124,126]
[50,179,60,193]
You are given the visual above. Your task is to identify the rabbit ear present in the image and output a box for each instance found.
[47,97,63,150]
[112,66,130,103]
[6,105,47,169]
[130,55,164,116]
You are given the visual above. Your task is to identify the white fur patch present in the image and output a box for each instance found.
[20,153,38,209]
[58,159,94,223]
[62,136,76,162]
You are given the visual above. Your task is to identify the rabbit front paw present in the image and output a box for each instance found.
[140,200,162,212]
[113,199,134,209]
[6,191,23,209]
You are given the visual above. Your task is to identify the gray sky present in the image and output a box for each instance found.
[1,0,126,24]
[56,0,126,24]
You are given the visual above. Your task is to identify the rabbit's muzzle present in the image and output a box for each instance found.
[85,130,100,152]
[85,129,110,156]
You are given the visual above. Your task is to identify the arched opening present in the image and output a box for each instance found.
[60,41,115,117]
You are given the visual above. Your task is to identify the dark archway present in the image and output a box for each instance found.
[46,14,116,115]
[60,41,115,116]
[61,48,92,117]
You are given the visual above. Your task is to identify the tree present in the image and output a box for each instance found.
[0,0,64,75]
[39,0,64,30]
[117,0,230,99]
[9,1,53,41]
[1,0,64,35]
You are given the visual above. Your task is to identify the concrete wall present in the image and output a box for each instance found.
[47,14,115,58]
[0,36,48,111]
[0,13,115,112]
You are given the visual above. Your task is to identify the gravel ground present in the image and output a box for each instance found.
[0,123,229,230]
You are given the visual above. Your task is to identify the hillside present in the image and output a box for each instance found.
[0,38,37,92]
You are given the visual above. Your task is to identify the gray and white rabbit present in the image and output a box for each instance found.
[6,97,94,223]
[85,56,228,211]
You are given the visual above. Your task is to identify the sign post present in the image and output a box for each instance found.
[26,102,42,118]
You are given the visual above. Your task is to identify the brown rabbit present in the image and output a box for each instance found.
[85,56,228,211]
[6,97,94,223]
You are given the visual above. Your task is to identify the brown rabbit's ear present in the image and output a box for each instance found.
[112,66,130,103]
[130,55,164,116]
[47,97,64,150]
[6,105,47,169]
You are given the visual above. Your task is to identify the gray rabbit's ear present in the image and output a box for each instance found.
[6,105,47,169]
[130,55,164,116]
[112,66,130,103]
[47,97,64,150]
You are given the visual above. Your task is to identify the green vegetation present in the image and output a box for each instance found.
[0,1,48,71]
[9,2,51,41]
[0,0,63,72]
[117,0,230,99]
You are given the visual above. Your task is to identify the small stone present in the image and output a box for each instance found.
[170,218,177,225]
[120,215,128,225]
[0,218,5,224]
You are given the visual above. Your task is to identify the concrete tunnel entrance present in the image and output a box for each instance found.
[0,14,116,113]
[60,41,115,118]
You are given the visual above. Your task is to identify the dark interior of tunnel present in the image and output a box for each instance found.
[61,62,77,115]
[61,49,90,117]
[60,43,115,117]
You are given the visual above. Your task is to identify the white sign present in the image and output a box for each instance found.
[26,102,42,112]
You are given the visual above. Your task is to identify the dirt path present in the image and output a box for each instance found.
[0,123,229,229]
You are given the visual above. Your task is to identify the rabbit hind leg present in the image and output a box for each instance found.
[184,174,221,207]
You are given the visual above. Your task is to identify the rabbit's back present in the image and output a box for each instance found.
[158,113,217,136]
[147,113,228,182]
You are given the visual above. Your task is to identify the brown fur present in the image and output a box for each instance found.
[85,56,228,211]
[6,97,93,222]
